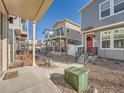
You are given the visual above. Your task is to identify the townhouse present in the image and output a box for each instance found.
[8,17,29,63]
[0,0,52,73]
[80,0,124,61]
[43,19,82,56]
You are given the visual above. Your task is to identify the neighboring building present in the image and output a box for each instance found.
[0,6,8,71]
[8,17,29,62]
[43,19,82,56]
[0,0,52,73]
[80,0,124,61]
[28,40,37,50]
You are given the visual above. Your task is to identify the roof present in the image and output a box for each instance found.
[79,0,96,13]
[42,28,53,34]
[1,0,52,22]
[53,18,81,28]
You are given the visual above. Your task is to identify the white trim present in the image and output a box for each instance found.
[99,0,124,20]
[100,27,124,50]
[114,0,124,6]
[99,0,111,20]
[113,1,124,15]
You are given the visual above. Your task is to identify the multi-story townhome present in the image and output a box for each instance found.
[43,19,82,56]
[80,0,124,61]
[0,0,52,74]
[8,17,29,62]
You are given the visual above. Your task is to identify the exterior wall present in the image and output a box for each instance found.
[1,13,8,71]
[81,0,124,30]
[53,21,65,28]
[65,21,80,31]
[65,21,82,41]
[94,32,124,60]
[66,29,82,41]
[0,13,2,71]
[81,0,124,60]
[8,17,21,62]
[9,17,20,29]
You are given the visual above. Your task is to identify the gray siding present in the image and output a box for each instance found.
[81,0,124,60]
[81,0,124,29]
[66,28,82,41]
[94,32,124,60]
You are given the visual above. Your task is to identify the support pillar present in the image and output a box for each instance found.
[2,14,8,71]
[32,23,36,66]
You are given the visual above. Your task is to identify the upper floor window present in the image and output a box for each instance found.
[100,0,124,19]
[21,20,27,32]
[114,0,124,13]
[100,0,110,19]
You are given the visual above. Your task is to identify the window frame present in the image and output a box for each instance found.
[113,28,124,48]
[113,0,124,14]
[100,30,111,49]
[100,28,124,50]
[99,0,124,20]
[99,0,111,20]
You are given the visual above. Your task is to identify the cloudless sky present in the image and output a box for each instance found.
[28,0,89,40]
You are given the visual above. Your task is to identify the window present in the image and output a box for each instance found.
[67,28,70,33]
[21,20,27,32]
[114,0,124,13]
[99,0,124,19]
[101,28,124,49]
[100,0,110,18]
[114,29,124,48]
[101,31,111,48]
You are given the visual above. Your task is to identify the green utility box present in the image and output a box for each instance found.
[64,66,78,84]
[64,67,88,93]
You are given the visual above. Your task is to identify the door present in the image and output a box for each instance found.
[87,34,93,53]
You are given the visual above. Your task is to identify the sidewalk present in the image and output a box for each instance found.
[0,66,61,93]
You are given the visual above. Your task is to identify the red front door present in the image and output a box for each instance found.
[87,34,93,53]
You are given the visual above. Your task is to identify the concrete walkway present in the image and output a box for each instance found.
[47,62,83,77]
[0,62,83,93]
[0,66,61,93]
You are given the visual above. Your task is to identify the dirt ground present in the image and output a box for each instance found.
[50,58,124,93]
[49,54,76,64]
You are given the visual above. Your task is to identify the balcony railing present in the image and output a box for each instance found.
[86,47,98,55]
[49,31,65,38]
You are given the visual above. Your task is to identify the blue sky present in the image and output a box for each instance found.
[28,0,89,40]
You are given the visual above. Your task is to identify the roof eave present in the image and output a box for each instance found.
[34,0,53,22]
[79,0,95,13]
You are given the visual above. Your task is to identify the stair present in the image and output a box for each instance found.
[77,54,98,64]
[77,54,85,64]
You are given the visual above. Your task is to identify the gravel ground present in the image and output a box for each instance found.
[50,61,124,93]
[84,64,124,93]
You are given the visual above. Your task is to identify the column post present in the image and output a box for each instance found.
[32,22,36,66]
